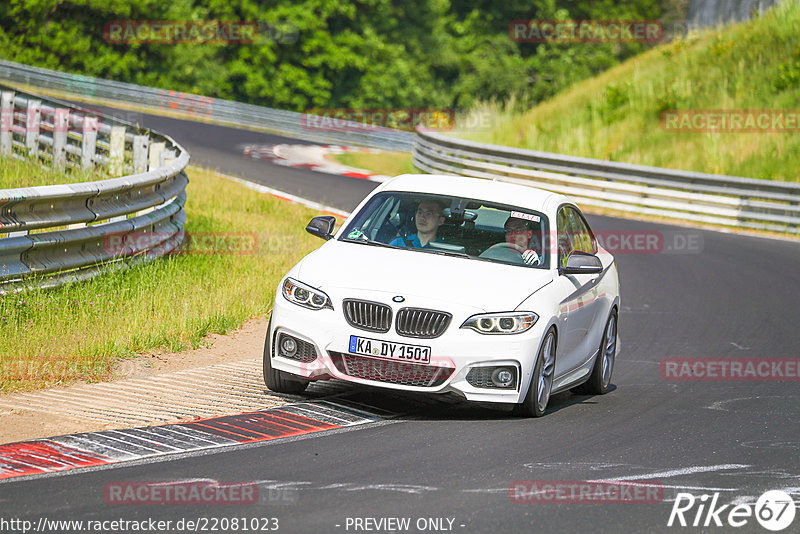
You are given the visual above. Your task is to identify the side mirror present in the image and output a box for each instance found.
[559,251,603,275]
[306,215,336,240]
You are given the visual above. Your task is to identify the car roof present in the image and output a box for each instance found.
[379,174,568,212]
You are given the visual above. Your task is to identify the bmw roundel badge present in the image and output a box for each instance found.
[392,296,405,303]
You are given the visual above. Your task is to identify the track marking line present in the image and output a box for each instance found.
[0,400,388,482]
[590,463,751,482]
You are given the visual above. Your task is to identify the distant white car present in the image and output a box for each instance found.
[265,174,620,416]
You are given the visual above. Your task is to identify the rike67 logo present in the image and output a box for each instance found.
[668,490,795,531]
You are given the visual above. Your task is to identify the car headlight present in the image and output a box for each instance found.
[281,278,333,310]
[460,312,538,334]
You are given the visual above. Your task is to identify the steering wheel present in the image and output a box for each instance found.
[484,242,526,254]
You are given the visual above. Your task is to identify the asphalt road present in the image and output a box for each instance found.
[70,102,377,211]
[2,107,799,534]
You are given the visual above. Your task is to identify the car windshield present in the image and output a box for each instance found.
[340,191,550,268]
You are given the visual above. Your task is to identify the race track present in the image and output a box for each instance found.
[2,107,799,533]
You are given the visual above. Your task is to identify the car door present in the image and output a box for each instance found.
[553,205,602,378]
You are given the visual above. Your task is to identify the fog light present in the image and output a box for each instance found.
[280,335,297,357]
[491,367,515,388]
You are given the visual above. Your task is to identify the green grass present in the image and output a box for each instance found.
[455,1,800,180]
[331,151,418,177]
[0,165,331,393]
[0,154,101,189]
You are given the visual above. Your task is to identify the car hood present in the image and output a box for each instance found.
[294,240,553,312]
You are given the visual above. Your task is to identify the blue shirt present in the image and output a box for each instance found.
[389,234,434,248]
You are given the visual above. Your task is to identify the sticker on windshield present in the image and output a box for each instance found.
[511,211,540,223]
[347,229,364,239]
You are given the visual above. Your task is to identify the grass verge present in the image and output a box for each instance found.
[330,150,418,177]
[456,2,800,180]
[0,165,330,393]
[0,154,100,189]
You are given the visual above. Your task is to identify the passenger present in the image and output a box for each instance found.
[390,200,445,248]
[504,216,541,265]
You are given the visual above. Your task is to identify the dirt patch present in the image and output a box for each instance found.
[0,316,269,445]
[113,316,268,379]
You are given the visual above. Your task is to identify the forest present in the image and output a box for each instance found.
[0,0,684,111]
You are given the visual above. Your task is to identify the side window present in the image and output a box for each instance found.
[374,197,401,240]
[566,207,597,254]
[360,196,397,241]
[556,208,574,268]
[342,194,400,242]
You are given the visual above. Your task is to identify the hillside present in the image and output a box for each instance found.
[456,1,800,180]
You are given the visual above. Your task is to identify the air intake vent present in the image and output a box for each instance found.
[329,352,453,387]
[343,299,392,333]
[395,308,451,338]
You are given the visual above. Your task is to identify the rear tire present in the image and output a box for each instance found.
[514,328,557,417]
[263,318,309,394]
[572,308,617,395]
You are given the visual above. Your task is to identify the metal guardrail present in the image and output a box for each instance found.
[0,59,413,152]
[413,129,800,234]
[4,60,796,235]
[0,87,189,293]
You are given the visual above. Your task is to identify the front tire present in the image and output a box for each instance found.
[515,328,557,417]
[572,308,617,395]
[263,318,309,394]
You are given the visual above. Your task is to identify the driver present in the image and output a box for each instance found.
[390,199,445,248]
[504,216,541,265]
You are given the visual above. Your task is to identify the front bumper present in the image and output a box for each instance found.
[270,289,547,404]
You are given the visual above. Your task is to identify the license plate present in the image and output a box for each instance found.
[348,335,431,364]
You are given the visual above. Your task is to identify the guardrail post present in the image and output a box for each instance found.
[132,134,149,173]
[154,150,179,208]
[109,125,126,176]
[149,142,165,171]
[160,148,176,168]
[52,108,70,169]
[25,99,41,158]
[0,91,13,155]
[81,116,98,170]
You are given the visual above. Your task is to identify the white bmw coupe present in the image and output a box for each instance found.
[265,174,620,416]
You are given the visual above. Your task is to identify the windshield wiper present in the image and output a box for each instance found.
[347,237,383,247]
[422,249,471,259]
[344,234,399,248]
